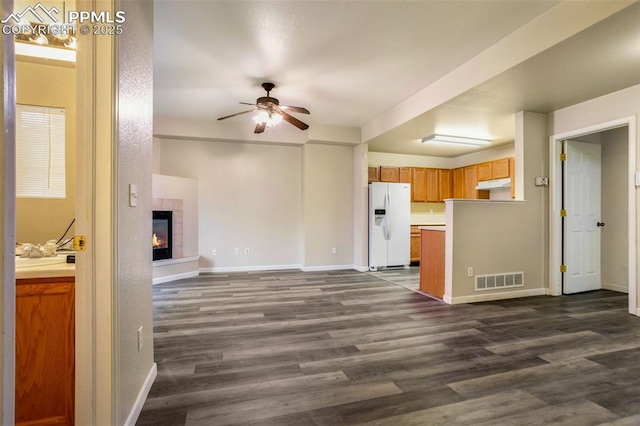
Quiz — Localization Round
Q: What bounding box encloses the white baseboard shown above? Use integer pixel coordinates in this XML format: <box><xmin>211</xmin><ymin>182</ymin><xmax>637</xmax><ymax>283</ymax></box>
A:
<box><xmin>152</xmin><ymin>271</ymin><xmax>199</xmax><ymax>285</ymax></box>
<box><xmin>199</xmin><ymin>264</ymin><xmax>301</xmax><ymax>273</ymax></box>
<box><xmin>123</xmin><ymin>362</ymin><xmax>157</xmax><ymax>426</ymax></box>
<box><xmin>445</xmin><ymin>288</ymin><xmax>547</xmax><ymax>305</ymax></box>
<box><xmin>152</xmin><ymin>256</ymin><xmax>199</xmax><ymax>267</ymax></box>
<box><xmin>602</xmin><ymin>282</ymin><xmax>629</xmax><ymax>294</ymax></box>
<box><xmin>301</xmin><ymin>264</ymin><xmax>357</xmax><ymax>272</ymax></box>
<box><xmin>354</xmin><ymin>266</ymin><xmax>369</xmax><ymax>272</ymax></box>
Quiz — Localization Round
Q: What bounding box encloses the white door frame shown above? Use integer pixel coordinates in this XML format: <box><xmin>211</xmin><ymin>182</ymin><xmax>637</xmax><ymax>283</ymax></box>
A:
<box><xmin>549</xmin><ymin>116</ymin><xmax>637</xmax><ymax>315</ymax></box>
<box><xmin>1</xmin><ymin>0</ymin><xmax>16</xmax><ymax>421</ymax></box>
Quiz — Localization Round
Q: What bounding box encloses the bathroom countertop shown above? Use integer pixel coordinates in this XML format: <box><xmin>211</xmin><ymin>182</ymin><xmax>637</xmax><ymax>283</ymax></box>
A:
<box><xmin>419</xmin><ymin>226</ymin><xmax>446</xmax><ymax>232</ymax></box>
<box><xmin>15</xmin><ymin>254</ymin><xmax>75</xmax><ymax>280</ymax></box>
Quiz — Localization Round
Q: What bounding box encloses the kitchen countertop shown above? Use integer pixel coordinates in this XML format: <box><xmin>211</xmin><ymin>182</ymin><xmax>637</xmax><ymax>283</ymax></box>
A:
<box><xmin>15</xmin><ymin>254</ymin><xmax>75</xmax><ymax>280</ymax></box>
<box><xmin>419</xmin><ymin>226</ymin><xmax>446</xmax><ymax>232</ymax></box>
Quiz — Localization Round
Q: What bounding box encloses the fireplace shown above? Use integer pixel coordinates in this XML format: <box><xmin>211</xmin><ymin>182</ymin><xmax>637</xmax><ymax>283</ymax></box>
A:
<box><xmin>152</xmin><ymin>210</ymin><xmax>173</xmax><ymax>261</ymax></box>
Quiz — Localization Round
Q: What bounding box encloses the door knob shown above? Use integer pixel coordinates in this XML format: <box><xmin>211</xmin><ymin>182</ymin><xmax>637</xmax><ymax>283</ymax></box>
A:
<box><xmin>597</xmin><ymin>222</ymin><xmax>605</xmax><ymax>227</ymax></box>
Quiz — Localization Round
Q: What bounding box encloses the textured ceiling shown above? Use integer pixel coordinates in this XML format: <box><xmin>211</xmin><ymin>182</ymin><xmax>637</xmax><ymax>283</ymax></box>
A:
<box><xmin>153</xmin><ymin>0</ymin><xmax>640</xmax><ymax>157</ymax></box>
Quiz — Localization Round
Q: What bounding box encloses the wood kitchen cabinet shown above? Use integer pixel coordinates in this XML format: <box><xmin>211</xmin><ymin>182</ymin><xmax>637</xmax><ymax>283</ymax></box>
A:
<box><xmin>379</xmin><ymin>166</ymin><xmax>400</xmax><ymax>182</ymax></box>
<box><xmin>410</xmin><ymin>225</ymin><xmax>421</xmax><ymax>264</ymax></box>
<box><xmin>371</xmin><ymin>157</ymin><xmax>513</xmax><ymax>200</ymax></box>
<box><xmin>492</xmin><ymin>157</ymin><xmax>511</xmax><ymax>179</ymax></box>
<box><xmin>412</xmin><ymin>167</ymin><xmax>427</xmax><ymax>202</ymax></box>
<box><xmin>399</xmin><ymin>167</ymin><xmax>412</xmax><ymax>184</ymax></box>
<box><xmin>420</xmin><ymin>228</ymin><xmax>445</xmax><ymax>298</ymax></box>
<box><xmin>452</xmin><ymin>167</ymin><xmax>465</xmax><ymax>198</ymax></box>
<box><xmin>477</xmin><ymin>162</ymin><xmax>492</xmax><ymax>181</ymax></box>
<box><xmin>478</xmin><ymin>158</ymin><xmax>511</xmax><ymax>181</ymax></box>
<box><xmin>368</xmin><ymin>166</ymin><xmax>380</xmax><ymax>183</ymax></box>
<box><xmin>438</xmin><ymin>169</ymin><xmax>453</xmax><ymax>201</ymax></box>
<box><xmin>464</xmin><ymin>165</ymin><xmax>489</xmax><ymax>200</ymax></box>
<box><xmin>16</xmin><ymin>276</ymin><xmax>74</xmax><ymax>426</ymax></box>
<box><xmin>425</xmin><ymin>168</ymin><xmax>439</xmax><ymax>202</ymax></box>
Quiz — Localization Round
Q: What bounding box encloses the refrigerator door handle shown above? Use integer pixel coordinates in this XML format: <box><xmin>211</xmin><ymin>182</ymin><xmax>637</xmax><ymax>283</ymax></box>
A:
<box><xmin>387</xmin><ymin>191</ymin><xmax>392</xmax><ymax>240</ymax></box>
<box><xmin>384</xmin><ymin>191</ymin><xmax>390</xmax><ymax>240</ymax></box>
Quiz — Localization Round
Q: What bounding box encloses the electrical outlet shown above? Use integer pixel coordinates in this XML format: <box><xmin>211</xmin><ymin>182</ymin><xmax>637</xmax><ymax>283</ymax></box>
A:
<box><xmin>332</xmin><ymin>247</ymin><xmax>337</xmax><ymax>254</ymax></box>
<box><xmin>212</xmin><ymin>249</ymin><xmax>217</xmax><ymax>256</ymax></box>
<box><xmin>467</xmin><ymin>267</ymin><xmax>473</xmax><ymax>277</ymax></box>
<box><xmin>137</xmin><ymin>326</ymin><xmax>143</xmax><ymax>352</ymax></box>
<box><xmin>535</xmin><ymin>177</ymin><xmax>549</xmax><ymax>187</ymax></box>
<box><xmin>234</xmin><ymin>248</ymin><xmax>240</xmax><ymax>255</ymax></box>
<box><xmin>244</xmin><ymin>248</ymin><xmax>250</xmax><ymax>254</ymax></box>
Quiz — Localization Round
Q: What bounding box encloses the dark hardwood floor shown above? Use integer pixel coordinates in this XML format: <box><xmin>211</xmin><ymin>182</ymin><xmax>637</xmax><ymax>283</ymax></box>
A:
<box><xmin>137</xmin><ymin>270</ymin><xmax>640</xmax><ymax>426</ymax></box>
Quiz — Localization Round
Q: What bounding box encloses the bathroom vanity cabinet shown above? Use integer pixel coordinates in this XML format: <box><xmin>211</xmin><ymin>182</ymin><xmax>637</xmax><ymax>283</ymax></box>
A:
<box><xmin>16</xmin><ymin>276</ymin><xmax>75</xmax><ymax>426</ymax></box>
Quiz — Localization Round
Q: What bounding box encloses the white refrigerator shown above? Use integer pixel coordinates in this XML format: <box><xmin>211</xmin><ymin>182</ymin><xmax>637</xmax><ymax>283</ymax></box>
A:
<box><xmin>369</xmin><ymin>182</ymin><xmax>411</xmax><ymax>271</ymax></box>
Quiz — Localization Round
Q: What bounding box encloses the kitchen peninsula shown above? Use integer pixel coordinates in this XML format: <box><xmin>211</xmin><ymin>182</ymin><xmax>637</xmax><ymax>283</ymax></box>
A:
<box><xmin>418</xmin><ymin>198</ymin><xmax>540</xmax><ymax>305</ymax></box>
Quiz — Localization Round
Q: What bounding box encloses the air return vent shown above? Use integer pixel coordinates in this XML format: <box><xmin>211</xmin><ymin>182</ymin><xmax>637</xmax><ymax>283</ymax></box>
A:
<box><xmin>476</xmin><ymin>272</ymin><xmax>524</xmax><ymax>291</ymax></box>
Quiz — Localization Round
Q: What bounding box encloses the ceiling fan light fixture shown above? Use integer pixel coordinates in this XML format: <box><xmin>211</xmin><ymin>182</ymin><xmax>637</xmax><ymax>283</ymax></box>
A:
<box><xmin>421</xmin><ymin>134</ymin><xmax>491</xmax><ymax>147</ymax></box>
<box><xmin>253</xmin><ymin>110</ymin><xmax>283</xmax><ymax>127</ymax></box>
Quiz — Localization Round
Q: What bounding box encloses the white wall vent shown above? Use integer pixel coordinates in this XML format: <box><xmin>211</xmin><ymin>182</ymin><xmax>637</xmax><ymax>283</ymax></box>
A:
<box><xmin>476</xmin><ymin>272</ymin><xmax>524</xmax><ymax>291</ymax></box>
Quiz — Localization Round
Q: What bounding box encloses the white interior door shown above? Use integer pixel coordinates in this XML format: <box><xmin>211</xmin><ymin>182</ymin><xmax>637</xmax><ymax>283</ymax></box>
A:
<box><xmin>564</xmin><ymin>140</ymin><xmax>602</xmax><ymax>294</ymax></box>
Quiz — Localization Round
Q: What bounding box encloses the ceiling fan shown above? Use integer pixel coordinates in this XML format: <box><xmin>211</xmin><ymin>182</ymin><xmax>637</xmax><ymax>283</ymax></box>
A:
<box><xmin>217</xmin><ymin>82</ymin><xmax>310</xmax><ymax>134</ymax></box>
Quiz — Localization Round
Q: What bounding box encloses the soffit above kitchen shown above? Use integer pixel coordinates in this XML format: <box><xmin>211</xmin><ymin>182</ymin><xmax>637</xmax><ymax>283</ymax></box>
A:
<box><xmin>153</xmin><ymin>0</ymin><xmax>639</xmax><ymax>157</ymax></box>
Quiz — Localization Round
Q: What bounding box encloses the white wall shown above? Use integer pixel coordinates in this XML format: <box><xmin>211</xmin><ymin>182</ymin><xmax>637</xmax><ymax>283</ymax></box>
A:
<box><xmin>116</xmin><ymin>1</ymin><xmax>155</xmax><ymax>423</ymax></box>
<box><xmin>302</xmin><ymin>143</ymin><xmax>354</xmax><ymax>268</ymax></box>
<box><xmin>367</xmin><ymin>151</ymin><xmax>451</xmax><ymax>168</ymax></box>
<box><xmin>158</xmin><ymin>139</ymin><xmax>303</xmax><ymax>270</ymax></box>
<box><xmin>601</xmin><ymin>127</ymin><xmax>629</xmax><ymax>291</ymax></box>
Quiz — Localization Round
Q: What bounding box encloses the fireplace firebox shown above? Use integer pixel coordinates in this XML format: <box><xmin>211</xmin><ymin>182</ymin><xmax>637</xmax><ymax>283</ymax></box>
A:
<box><xmin>152</xmin><ymin>210</ymin><xmax>173</xmax><ymax>261</ymax></box>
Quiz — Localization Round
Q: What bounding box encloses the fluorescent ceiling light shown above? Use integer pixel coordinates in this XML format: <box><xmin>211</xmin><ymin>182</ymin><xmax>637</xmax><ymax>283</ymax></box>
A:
<box><xmin>421</xmin><ymin>134</ymin><xmax>491</xmax><ymax>147</ymax></box>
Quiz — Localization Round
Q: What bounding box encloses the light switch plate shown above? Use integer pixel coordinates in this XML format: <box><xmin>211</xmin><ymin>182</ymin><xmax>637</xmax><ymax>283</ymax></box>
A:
<box><xmin>129</xmin><ymin>184</ymin><xmax>138</xmax><ymax>207</ymax></box>
<box><xmin>635</xmin><ymin>172</ymin><xmax>640</xmax><ymax>187</ymax></box>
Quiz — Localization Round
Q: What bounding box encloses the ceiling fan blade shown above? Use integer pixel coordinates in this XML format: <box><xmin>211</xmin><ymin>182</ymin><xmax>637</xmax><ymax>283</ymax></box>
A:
<box><xmin>281</xmin><ymin>111</ymin><xmax>309</xmax><ymax>130</ymax></box>
<box><xmin>239</xmin><ymin>102</ymin><xmax>256</xmax><ymax>106</ymax></box>
<box><xmin>280</xmin><ymin>105</ymin><xmax>310</xmax><ymax>114</ymax></box>
<box><xmin>254</xmin><ymin>121</ymin><xmax>266</xmax><ymax>134</ymax></box>
<box><xmin>217</xmin><ymin>109</ymin><xmax>257</xmax><ymax>121</ymax></box>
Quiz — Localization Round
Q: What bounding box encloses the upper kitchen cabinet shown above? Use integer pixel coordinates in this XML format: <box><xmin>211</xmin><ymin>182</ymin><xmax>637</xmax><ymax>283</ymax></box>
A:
<box><xmin>379</xmin><ymin>166</ymin><xmax>400</xmax><ymax>182</ymax></box>
<box><xmin>412</xmin><ymin>168</ymin><xmax>427</xmax><ymax>202</ymax></box>
<box><xmin>477</xmin><ymin>162</ymin><xmax>492</xmax><ymax>181</ymax></box>
<box><xmin>399</xmin><ymin>167</ymin><xmax>412</xmax><ymax>184</ymax></box>
<box><xmin>492</xmin><ymin>157</ymin><xmax>511</xmax><ymax>179</ymax></box>
<box><xmin>368</xmin><ymin>166</ymin><xmax>380</xmax><ymax>183</ymax></box>
<box><xmin>438</xmin><ymin>169</ymin><xmax>453</xmax><ymax>201</ymax></box>
<box><xmin>464</xmin><ymin>165</ymin><xmax>489</xmax><ymax>199</ymax></box>
<box><xmin>425</xmin><ymin>168</ymin><xmax>439</xmax><ymax>202</ymax></box>
<box><xmin>452</xmin><ymin>167</ymin><xmax>465</xmax><ymax>198</ymax></box>
<box><xmin>478</xmin><ymin>157</ymin><xmax>512</xmax><ymax>181</ymax></box>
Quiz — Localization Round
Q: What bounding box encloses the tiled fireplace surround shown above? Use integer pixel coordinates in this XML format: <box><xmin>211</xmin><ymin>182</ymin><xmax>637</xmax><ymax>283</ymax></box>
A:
<box><xmin>152</xmin><ymin>198</ymin><xmax>183</xmax><ymax>260</ymax></box>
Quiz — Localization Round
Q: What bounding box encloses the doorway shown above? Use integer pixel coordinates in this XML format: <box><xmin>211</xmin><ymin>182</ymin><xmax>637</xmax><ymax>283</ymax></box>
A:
<box><xmin>550</xmin><ymin>117</ymin><xmax>637</xmax><ymax>315</ymax></box>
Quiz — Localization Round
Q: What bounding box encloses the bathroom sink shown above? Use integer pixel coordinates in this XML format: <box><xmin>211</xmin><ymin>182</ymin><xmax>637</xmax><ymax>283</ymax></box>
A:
<box><xmin>15</xmin><ymin>254</ymin><xmax>71</xmax><ymax>269</ymax></box>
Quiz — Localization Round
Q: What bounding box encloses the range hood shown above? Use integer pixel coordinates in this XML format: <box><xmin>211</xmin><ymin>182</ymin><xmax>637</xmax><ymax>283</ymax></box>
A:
<box><xmin>476</xmin><ymin>177</ymin><xmax>511</xmax><ymax>190</ymax></box>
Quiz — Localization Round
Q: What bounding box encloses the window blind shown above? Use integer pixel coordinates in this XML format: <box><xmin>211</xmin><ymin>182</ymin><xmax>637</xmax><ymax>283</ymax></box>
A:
<box><xmin>16</xmin><ymin>105</ymin><xmax>66</xmax><ymax>198</ymax></box>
